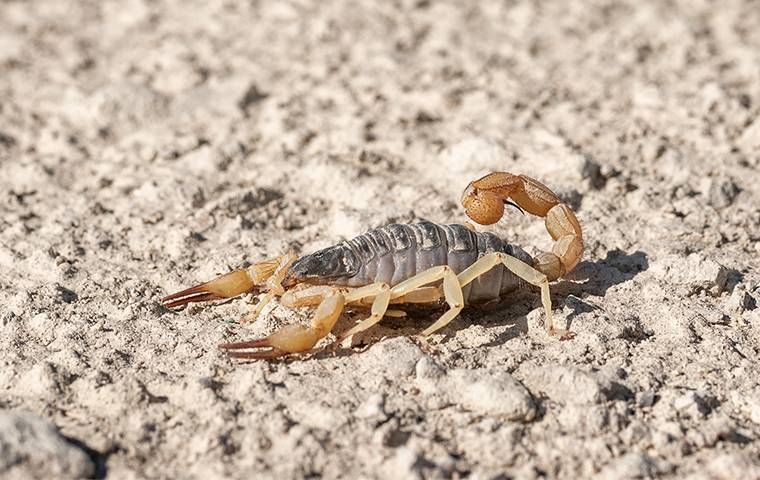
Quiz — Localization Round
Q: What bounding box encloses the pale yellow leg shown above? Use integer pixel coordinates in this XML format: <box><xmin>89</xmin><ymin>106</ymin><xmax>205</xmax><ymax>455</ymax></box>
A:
<box><xmin>222</xmin><ymin>281</ymin><xmax>396</xmax><ymax>358</ymax></box>
<box><xmin>335</xmin><ymin>283</ymin><xmax>392</xmax><ymax>342</ymax></box>
<box><xmin>385</xmin><ymin>266</ymin><xmax>465</xmax><ymax>337</ymax></box>
<box><xmin>281</xmin><ymin>285</ymin><xmax>338</xmax><ymax>308</ymax></box>
<box><xmin>457</xmin><ymin>252</ymin><xmax>556</xmax><ymax>334</ymax></box>
<box><xmin>242</xmin><ymin>253</ymin><xmax>297</xmax><ymax>323</ymax></box>
<box><xmin>391</xmin><ymin>286</ymin><xmax>442</xmax><ymax>304</ymax></box>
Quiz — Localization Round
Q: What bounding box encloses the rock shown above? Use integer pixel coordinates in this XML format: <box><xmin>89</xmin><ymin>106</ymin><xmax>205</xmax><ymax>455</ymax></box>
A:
<box><xmin>597</xmin><ymin>452</ymin><xmax>670</xmax><ymax>480</ymax></box>
<box><xmin>688</xmin><ymin>255</ymin><xmax>729</xmax><ymax>295</ymax></box>
<box><xmin>0</xmin><ymin>412</ymin><xmax>95</xmax><ymax>479</ymax></box>
<box><xmin>356</xmin><ymin>393</ymin><xmax>387</xmax><ymax>421</ymax></box>
<box><xmin>287</xmin><ymin>399</ymin><xmax>348</xmax><ymax>431</ymax></box>
<box><xmin>705</xmin><ymin>177</ymin><xmax>739</xmax><ymax>209</ymax></box>
<box><xmin>381</xmin><ymin>447</ymin><xmax>425</xmax><ymax>480</ymax></box>
<box><xmin>688</xmin><ymin>415</ymin><xmax>739</xmax><ymax>448</ymax></box>
<box><xmin>732</xmin><ymin>388</ymin><xmax>760</xmax><ymax>425</ymax></box>
<box><xmin>14</xmin><ymin>362</ymin><xmax>69</xmax><ymax>400</ymax></box>
<box><xmin>415</xmin><ymin>356</ymin><xmax>445</xmax><ymax>381</ymax></box>
<box><xmin>725</xmin><ymin>286</ymin><xmax>756</xmax><ymax>313</ymax></box>
<box><xmin>672</xmin><ymin>391</ymin><xmax>710</xmax><ymax>419</ymax></box>
<box><xmin>747</xmin><ymin>394</ymin><xmax>760</xmax><ymax>425</ymax></box>
<box><xmin>702</xmin><ymin>453</ymin><xmax>760</xmax><ymax>480</ymax></box>
<box><xmin>640</xmin><ymin>137</ymin><xmax>666</xmax><ymax>163</ymax></box>
<box><xmin>416</xmin><ymin>368</ymin><xmax>536</xmax><ymax>421</ymax></box>
<box><xmin>651</xmin><ymin>253</ymin><xmax>729</xmax><ymax>295</ymax></box>
<box><xmin>520</xmin><ymin>364</ymin><xmax>605</xmax><ymax>405</ymax></box>
<box><xmin>637</xmin><ymin>390</ymin><xmax>657</xmax><ymax>408</ymax></box>
<box><xmin>445</xmin><ymin>369</ymin><xmax>536</xmax><ymax>421</ymax></box>
<box><xmin>750</xmin><ymin>283</ymin><xmax>760</xmax><ymax>308</ymax></box>
<box><xmin>361</xmin><ymin>337</ymin><xmax>424</xmax><ymax>378</ymax></box>
<box><xmin>557</xmin><ymin>404</ymin><xmax>609</xmax><ymax>436</ymax></box>
<box><xmin>738</xmin><ymin>118</ymin><xmax>760</xmax><ymax>153</ymax></box>
<box><xmin>656</xmin><ymin>421</ymin><xmax>684</xmax><ymax>441</ymax></box>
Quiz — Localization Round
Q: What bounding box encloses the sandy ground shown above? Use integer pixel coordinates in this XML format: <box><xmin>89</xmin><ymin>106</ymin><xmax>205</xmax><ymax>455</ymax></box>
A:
<box><xmin>1</xmin><ymin>0</ymin><xmax>760</xmax><ymax>478</ymax></box>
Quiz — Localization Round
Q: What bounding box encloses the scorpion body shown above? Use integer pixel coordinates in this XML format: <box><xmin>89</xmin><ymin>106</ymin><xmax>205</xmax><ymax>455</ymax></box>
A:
<box><xmin>162</xmin><ymin>172</ymin><xmax>584</xmax><ymax>360</ymax></box>
<box><xmin>287</xmin><ymin>221</ymin><xmax>532</xmax><ymax>305</ymax></box>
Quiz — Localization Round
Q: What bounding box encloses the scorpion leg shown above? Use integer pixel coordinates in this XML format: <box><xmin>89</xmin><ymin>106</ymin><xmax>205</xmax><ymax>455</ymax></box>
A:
<box><xmin>241</xmin><ymin>254</ymin><xmax>296</xmax><ymax>323</ymax></box>
<box><xmin>391</xmin><ymin>286</ymin><xmax>442</xmax><ymax>304</ymax></box>
<box><xmin>457</xmin><ymin>252</ymin><xmax>557</xmax><ymax>335</ymax></box>
<box><xmin>334</xmin><ymin>283</ymin><xmax>391</xmax><ymax>342</ymax></box>
<box><xmin>280</xmin><ymin>285</ymin><xmax>339</xmax><ymax>308</ymax></box>
<box><xmin>383</xmin><ymin>266</ymin><xmax>465</xmax><ymax>337</ymax></box>
<box><xmin>461</xmin><ymin>172</ymin><xmax>583</xmax><ymax>280</ymax></box>
<box><xmin>220</xmin><ymin>292</ymin><xmax>346</xmax><ymax>360</ymax></box>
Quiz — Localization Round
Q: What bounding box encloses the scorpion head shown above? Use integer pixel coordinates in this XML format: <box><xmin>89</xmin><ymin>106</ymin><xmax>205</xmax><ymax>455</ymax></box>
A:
<box><xmin>283</xmin><ymin>245</ymin><xmax>360</xmax><ymax>286</ymax></box>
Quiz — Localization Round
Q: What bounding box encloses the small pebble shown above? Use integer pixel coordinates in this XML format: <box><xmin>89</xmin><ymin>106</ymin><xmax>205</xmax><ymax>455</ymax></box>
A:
<box><xmin>705</xmin><ymin>177</ymin><xmax>739</xmax><ymax>209</ymax></box>
<box><xmin>520</xmin><ymin>364</ymin><xmax>606</xmax><ymax>405</ymax></box>
<box><xmin>704</xmin><ymin>453</ymin><xmax>760</xmax><ymax>480</ymax></box>
<box><xmin>673</xmin><ymin>391</ymin><xmax>710</xmax><ymax>418</ymax></box>
<box><xmin>638</xmin><ymin>390</ymin><xmax>657</xmax><ymax>408</ymax></box>
<box><xmin>415</xmin><ymin>356</ymin><xmax>445</xmax><ymax>380</ymax></box>
<box><xmin>447</xmin><ymin>369</ymin><xmax>536</xmax><ymax>421</ymax></box>
<box><xmin>597</xmin><ymin>452</ymin><xmax>670</xmax><ymax>480</ymax></box>
<box><xmin>356</xmin><ymin>393</ymin><xmax>387</xmax><ymax>420</ymax></box>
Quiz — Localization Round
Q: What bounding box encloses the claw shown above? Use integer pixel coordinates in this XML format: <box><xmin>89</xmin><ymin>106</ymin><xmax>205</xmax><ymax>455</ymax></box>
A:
<box><xmin>161</xmin><ymin>269</ymin><xmax>255</xmax><ymax>309</ymax></box>
<box><xmin>162</xmin><ymin>290</ymin><xmax>224</xmax><ymax>309</ymax></box>
<box><xmin>218</xmin><ymin>325</ymin><xmax>317</xmax><ymax>360</ymax></box>
<box><xmin>218</xmin><ymin>338</ymin><xmax>287</xmax><ymax>360</ymax></box>
<box><xmin>215</xmin><ymin>288</ymin><xmax>344</xmax><ymax>362</ymax></box>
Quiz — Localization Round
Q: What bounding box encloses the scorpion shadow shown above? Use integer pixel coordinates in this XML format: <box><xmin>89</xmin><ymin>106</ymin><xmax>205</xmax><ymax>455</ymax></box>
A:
<box><xmin>477</xmin><ymin>248</ymin><xmax>650</xmax><ymax>348</ymax></box>
<box><xmin>558</xmin><ymin>249</ymin><xmax>649</xmax><ymax>317</ymax></box>
<box><xmin>321</xmin><ymin>249</ymin><xmax>650</xmax><ymax>356</ymax></box>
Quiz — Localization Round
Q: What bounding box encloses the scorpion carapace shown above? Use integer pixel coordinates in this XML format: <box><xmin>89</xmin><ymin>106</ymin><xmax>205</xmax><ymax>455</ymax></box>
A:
<box><xmin>161</xmin><ymin>172</ymin><xmax>583</xmax><ymax>360</ymax></box>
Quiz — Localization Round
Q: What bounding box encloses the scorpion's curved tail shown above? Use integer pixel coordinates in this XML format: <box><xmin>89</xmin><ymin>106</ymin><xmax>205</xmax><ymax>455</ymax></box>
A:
<box><xmin>461</xmin><ymin>172</ymin><xmax>583</xmax><ymax>281</ymax></box>
<box><xmin>161</xmin><ymin>255</ymin><xmax>294</xmax><ymax>309</ymax></box>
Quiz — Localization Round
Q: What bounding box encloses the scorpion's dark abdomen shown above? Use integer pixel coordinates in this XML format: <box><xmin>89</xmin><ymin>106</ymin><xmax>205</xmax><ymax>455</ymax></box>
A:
<box><xmin>289</xmin><ymin>221</ymin><xmax>532</xmax><ymax>304</ymax></box>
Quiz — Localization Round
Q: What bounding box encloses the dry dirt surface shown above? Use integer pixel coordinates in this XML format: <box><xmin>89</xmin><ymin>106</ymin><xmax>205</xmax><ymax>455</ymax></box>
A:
<box><xmin>2</xmin><ymin>0</ymin><xmax>760</xmax><ymax>478</ymax></box>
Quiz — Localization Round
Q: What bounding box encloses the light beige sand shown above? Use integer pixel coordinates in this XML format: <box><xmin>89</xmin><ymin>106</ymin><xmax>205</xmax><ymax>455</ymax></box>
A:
<box><xmin>1</xmin><ymin>0</ymin><xmax>760</xmax><ymax>478</ymax></box>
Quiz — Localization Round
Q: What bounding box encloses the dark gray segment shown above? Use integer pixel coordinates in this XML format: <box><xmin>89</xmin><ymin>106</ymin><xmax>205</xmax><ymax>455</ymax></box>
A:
<box><xmin>506</xmin><ymin>244</ymin><xmax>532</xmax><ymax>265</ymax></box>
<box><xmin>441</xmin><ymin>224</ymin><xmax>478</xmax><ymax>275</ymax></box>
<box><xmin>412</xmin><ymin>222</ymin><xmax>447</xmax><ymax>273</ymax></box>
<box><xmin>413</xmin><ymin>221</ymin><xmax>444</xmax><ymax>250</ymax></box>
<box><xmin>465</xmin><ymin>230</ymin><xmax>504</xmax><ymax>302</ymax></box>
<box><xmin>443</xmin><ymin>224</ymin><xmax>477</xmax><ymax>252</ymax></box>
<box><xmin>387</xmin><ymin>224</ymin><xmax>417</xmax><ymax>284</ymax></box>
<box><xmin>347</xmin><ymin>235</ymin><xmax>374</xmax><ymax>263</ymax></box>
<box><xmin>366</xmin><ymin>229</ymin><xmax>392</xmax><ymax>256</ymax></box>
<box><xmin>384</xmin><ymin>223</ymin><xmax>413</xmax><ymax>251</ymax></box>
<box><xmin>475</xmin><ymin>230</ymin><xmax>506</xmax><ymax>255</ymax></box>
<box><xmin>286</xmin><ymin>244</ymin><xmax>360</xmax><ymax>285</ymax></box>
<box><xmin>373</xmin><ymin>253</ymin><xmax>396</xmax><ymax>284</ymax></box>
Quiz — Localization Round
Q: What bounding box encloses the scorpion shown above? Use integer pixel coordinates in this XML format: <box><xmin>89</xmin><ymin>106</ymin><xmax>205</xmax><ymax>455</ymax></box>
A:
<box><xmin>161</xmin><ymin>172</ymin><xmax>583</xmax><ymax>360</ymax></box>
